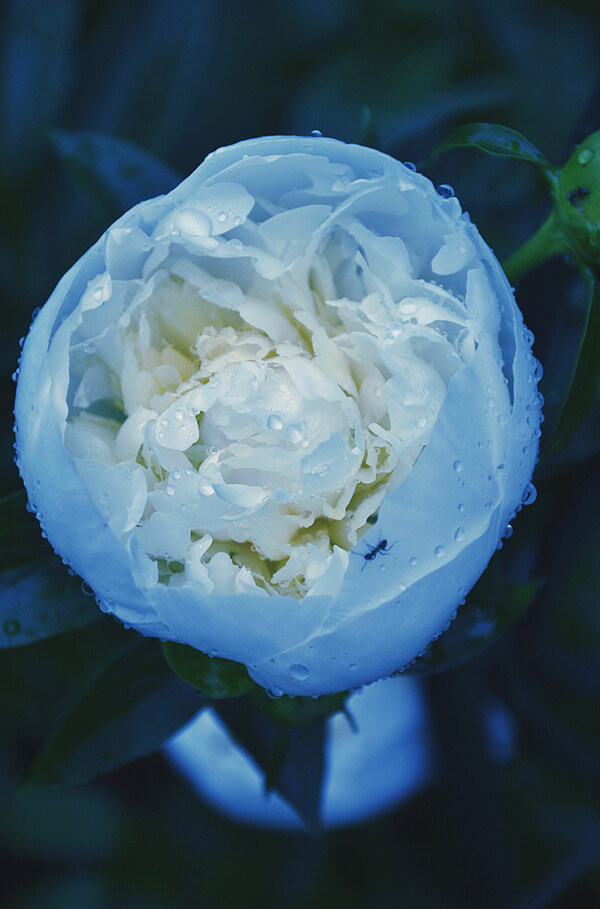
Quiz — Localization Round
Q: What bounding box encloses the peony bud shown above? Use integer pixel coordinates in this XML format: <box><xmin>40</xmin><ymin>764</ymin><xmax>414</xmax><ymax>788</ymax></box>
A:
<box><xmin>14</xmin><ymin>135</ymin><xmax>542</xmax><ymax>696</ymax></box>
<box><xmin>165</xmin><ymin>675</ymin><xmax>432</xmax><ymax>829</ymax></box>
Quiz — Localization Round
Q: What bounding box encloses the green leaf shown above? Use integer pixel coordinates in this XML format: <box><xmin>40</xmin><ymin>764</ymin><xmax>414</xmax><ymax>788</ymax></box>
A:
<box><xmin>408</xmin><ymin>567</ymin><xmax>544</xmax><ymax>676</ymax></box>
<box><xmin>0</xmin><ymin>0</ymin><xmax>80</xmax><ymax>175</ymax></box>
<box><xmin>432</xmin><ymin>122</ymin><xmax>558</xmax><ymax>184</ymax></box>
<box><xmin>161</xmin><ymin>641</ymin><xmax>255</xmax><ymax>699</ymax></box>
<box><xmin>49</xmin><ymin>129</ymin><xmax>181</xmax><ymax>222</ymax></box>
<box><xmin>23</xmin><ymin>639</ymin><xmax>202</xmax><ymax>789</ymax></box>
<box><xmin>214</xmin><ymin>697</ymin><xmax>326</xmax><ymax>834</ymax></box>
<box><xmin>0</xmin><ymin>492</ymin><xmax>100</xmax><ymax>649</ymax></box>
<box><xmin>545</xmin><ymin>267</ymin><xmax>600</xmax><ymax>458</ymax></box>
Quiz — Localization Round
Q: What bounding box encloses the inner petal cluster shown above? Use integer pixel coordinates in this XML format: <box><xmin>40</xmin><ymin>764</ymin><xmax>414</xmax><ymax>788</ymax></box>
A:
<box><xmin>64</xmin><ymin>171</ymin><xmax>478</xmax><ymax>598</ymax></box>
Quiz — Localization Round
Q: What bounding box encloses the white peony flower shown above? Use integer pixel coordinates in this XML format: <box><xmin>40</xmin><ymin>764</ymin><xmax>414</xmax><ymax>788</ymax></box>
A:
<box><xmin>14</xmin><ymin>135</ymin><xmax>542</xmax><ymax>696</ymax></box>
<box><xmin>165</xmin><ymin>675</ymin><xmax>432</xmax><ymax>829</ymax></box>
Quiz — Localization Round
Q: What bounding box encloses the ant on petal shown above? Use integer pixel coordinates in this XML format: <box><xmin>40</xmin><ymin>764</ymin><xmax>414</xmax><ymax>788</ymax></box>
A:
<box><xmin>354</xmin><ymin>536</ymin><xmax>396</xmax><ymax>570</ymax></box>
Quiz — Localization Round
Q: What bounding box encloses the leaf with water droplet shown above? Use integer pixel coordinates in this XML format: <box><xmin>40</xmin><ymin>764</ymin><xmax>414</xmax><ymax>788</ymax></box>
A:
<box><xmin>0</xmin><ymin>491</ymin><xmax>101</xmax><ymax>649</ymax></box>
<box><xmin>431</xmin><ymin>122</ymin><xmax>558</xmax><ymax>186</ymax></box>
<box><xmin>22</xmin><ymin>639</ymin><xmax>202</xmax><ymax>789</ymax></box>
<box><xmin>161</xmin><ymin>641</ymin><xmax>255</xmax><ymax>698</ymax></box>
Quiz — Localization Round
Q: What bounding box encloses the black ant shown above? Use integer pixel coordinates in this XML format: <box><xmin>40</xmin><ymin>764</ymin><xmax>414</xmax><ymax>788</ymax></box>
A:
<box><xmin>567</xmin><ymin>185</ymin><xmax>590</xmax><ymax>211</ymax></box>
<box><xmin>354</xmin><ymin>536</ymin><xmax>396</xmax><ymax>570</ymax></box>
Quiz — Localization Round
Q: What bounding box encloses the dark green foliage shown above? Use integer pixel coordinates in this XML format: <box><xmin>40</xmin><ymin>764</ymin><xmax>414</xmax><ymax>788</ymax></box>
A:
<box><xmin>0</xmin><ymin>492</ymin><xmax>100</xmax><ymax>648</ymax></box>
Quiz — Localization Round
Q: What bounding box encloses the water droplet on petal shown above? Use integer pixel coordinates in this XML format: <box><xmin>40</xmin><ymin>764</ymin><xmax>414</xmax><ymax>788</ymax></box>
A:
<box><xmin>386</xmin><ymin>322</ymin><xmax>403</xmax><ymax>339</ymax></box>
<box><xmin>434</xmin><ymin>545</ymin><xmax>445</xmax><ymax>558</ymax></box>
<box><xmin>309</xmin><ymin>129</ymin><xmax>322</xmax><ymax>137</ymax></box>
<box><xmin>436</xmin><ymin>184</ymin><xmax>455</xmax><ymax>199</ymax></box>
<box><xmin>403</xmin><ymin>161</ymin><xmax>417</xmax><ymax>171</ymax></box>
<box><xmin>454</xmin><ymin>527</ymin><xmax>465</xmax><ymax>542</ymax></box>
<box><xmin>522</xmin><ymin>483</ymin><xmax>537</xmax><ymax>506</ymax></box>
<box><xmin>198</xmin><ymin>477</ymin><xmax>214</xmax><ymax>496</ymax></box>
<box><xmin>285</xmin><ymin>422</ymin><xmax>304</xmax><ymax>444</ymax></box>
<box><xmin>289</xmin><ymin>663</ymin><xmax>310</xmax><ymax>681</ymax></box>
<box><xmin>399</xmin><ymin>301</ymin><xmax>418</xmax><ymax>315</ymax></box>
<box><xmin>267</xmin><ymin>413</ymin><xmax>283</xmax><ymax>431</ymax></box>
<box><xmin>453</xmin><ymin>459</ymin><xmax>463</xmax><ymax>473</ymax></box>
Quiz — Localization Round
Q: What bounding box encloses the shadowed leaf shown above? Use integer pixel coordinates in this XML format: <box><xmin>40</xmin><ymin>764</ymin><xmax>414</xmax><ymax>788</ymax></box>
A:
<box><xmin>23</xmin><ymin>639</ymin><xmax>202</xmax><ymax>789</ymax></box>
<box><xmin>0</xmin><ymin>492</ymin><xmax>100</xmax><ymax>648</ymax></box>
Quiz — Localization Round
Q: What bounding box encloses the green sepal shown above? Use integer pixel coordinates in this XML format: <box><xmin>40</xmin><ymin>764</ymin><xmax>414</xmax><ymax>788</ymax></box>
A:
<box><xmin>251</xmin><ymin>687</ymin><xmax>348</xmax><ymax>726</ymax></box>
<box><xmin>545</xmin><ymin>266</ymin><xmax>600</xmax><ymax>459</ymax></box>
<box><xmin>407</xmin><ymin>567</ymin><xmax>544</xmax><ymax>676</ymax></box>
<box><xmin>431</xmin><ymin>122</ymin><xmax>558</xmax><ymax>186</ymax></box>
<box><xmin>214</xmin><ymin>697</ymin><xmax>325</xmax><ymax>835</ymax></box>
<box><xmin>0</xmin><ymin>491</ymin><xmax>101</xmax><ymax>649</ymax></box>
<box><xmin>161</xmin><ymin>641</ymin><xmax>255</xmax><ymax>699</ymax></box>
<box><xmin>22</xmin><ymin>639</ymin><xmax>202</xmax><ymax>790</ymax></box>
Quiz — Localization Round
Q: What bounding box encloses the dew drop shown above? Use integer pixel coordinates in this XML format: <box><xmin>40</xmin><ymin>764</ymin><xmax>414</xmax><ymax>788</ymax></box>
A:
<box><xmin>198</xmin><ymin>477</ymin><xmax>214</xmax><ymax>496</ymax></box>
<box><xmin>266</xmin><ymin>686</ymin><xmax>284</xmax><ymax>699</ymax></box>
<box><xmin>165</xmin><ymin>485</ymin><xmax>175</xmax><ymax>496</ymax></box>
<box><xmin>503</xmin><ymin>524</ymin><xmax>514</xmax><ymax>540</ymax></box>
<box><xmin>436</xmin><ymin>184</ymin><xmax>455</xmax><ymax>199</ymax></box>
<box><xmin>578</xmin><ymin>147</ymin><xmax>594</xmax><ymax>166</ymax></box>
<box><xmin>267</xmin><ymin>413</ymin><xmax>283</xmax><ymax>431</ymax></box>
<box><xmin>285</xmin><ymin>422</ymin><xmax>305</xmax><ymax>444</ymax></box>
<box><xmin>403</xmin><ymin>161</ymin><xmax>417</xmax><ymax>171</ymax></box>
<box><xmin>522</xmin><ymin>483</ymin><xmax>537</xmax><ymax>506</ymax></box>
<box><xmin>409</xmin><ymin>556</ymin><xmax>418</xmax><ymax>566</ymax></box>
<box><xmin>453</xmin><ymin>459</ymin><xmax>463</xmax><ymax>473</ymax></box>
<box><xmin>434</xmin><ymin>545</ymin><xmax>445</xmax><ymax>558</ymax></box>
<box><xmin>3</xmin><ymin>619</ymin><xmax>20</xmax><ymax>637</ymax></box>
<box><xmin>289</xmin><ymin>663</ymin><xmax>310</xmax><ymax>681</ymax></box>
<box><xmin>349</xmin><ymin>663</ymin><xmax>357</xmax><ymax>671</ymax></box>
<box><xmin>386</xmin><ymin>322</ymin><xmax>403</xmax><ymax>339</ymax></box>
<box><xmin>399</xmin><ymin>301</ymin><xmax>418</xmax><ymax>315</ymax></box>
<box><xmin>309</xmin><ymin>129</ymin><xmax>323</xmax><ymax>137</ymax></box>
<box><xmin>81</xmin><ymin>581</ymin><xmax>95</xmax><ymax>597</ymax></box>
<box><xmin>217</xmin><ymin>211</ymin><xmax>227</xmax><ymax>222</ymax></box>
<box><xmin>454</xmin><ymin>527</ymin><xmax>465</xmax><ymax>542</ymax></box>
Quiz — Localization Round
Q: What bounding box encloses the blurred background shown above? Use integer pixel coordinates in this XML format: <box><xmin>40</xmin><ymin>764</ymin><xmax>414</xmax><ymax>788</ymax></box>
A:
<box><xmin>1</xmin><ymin>0</ymin><xmax>599</xmax><ymax>906</ymax></box>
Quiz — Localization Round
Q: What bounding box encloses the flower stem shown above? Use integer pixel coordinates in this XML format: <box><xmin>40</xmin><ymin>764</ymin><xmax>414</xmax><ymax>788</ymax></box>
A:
<box><xmin>503</xmin><ymin>211</ymin><xmax>568</xmax><ymax>284</ymax></box>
